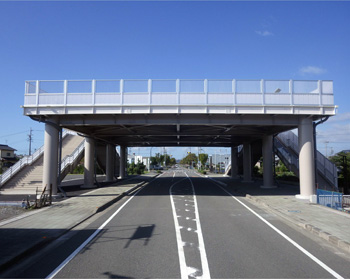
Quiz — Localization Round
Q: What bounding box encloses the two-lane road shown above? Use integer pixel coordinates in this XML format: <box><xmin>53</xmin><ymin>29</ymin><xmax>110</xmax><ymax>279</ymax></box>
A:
<box><xmin>5</xmin><ymin>169</ymin><xmax>350</xmax><ymax>278</ymax></box>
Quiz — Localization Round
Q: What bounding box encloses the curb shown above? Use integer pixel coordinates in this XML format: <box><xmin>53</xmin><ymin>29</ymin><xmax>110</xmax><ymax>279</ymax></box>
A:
<box><xmin>245</xmin><ymin>194</ymin><xmax>350</xmax><ymax>254</ymax></box>
<box><xmin>95</xmin><ymin>180</ymin><xmax>147</xmax><ymax>213</ymax></box>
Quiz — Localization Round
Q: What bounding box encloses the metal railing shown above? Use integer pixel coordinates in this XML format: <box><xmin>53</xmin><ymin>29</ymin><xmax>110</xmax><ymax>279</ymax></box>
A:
<box><xmin>60</xmin><ymin>139</ymin><xmax>85</xmax><ymax>174</ymax></box>
<box><xmin>0</xmin><ymin>130</ymin><xmax>77</xmax><ymax>187</ymax></box>
<box><xmin>276</xmin><ymin>130</ymin><xmax>338</xmax><ymax>190</ymax></box>
<box><xmin>317</xmin><ymin>189</ymin><xmax>343</xmax><ymax>210</ymax></box>
<box><xmin>274</xmin><ymin>138</ymin><xmax>299</xmax><ymax>171</ymax></box>
<box><xmin>24</xmin><ymin>79</ymin><xmax>335</xmax><ymax>108</ymax></box>
<box><xmin>342</xmin><ymin>195</ymin><xmax>350</xmax><ymax>212</ymax></box>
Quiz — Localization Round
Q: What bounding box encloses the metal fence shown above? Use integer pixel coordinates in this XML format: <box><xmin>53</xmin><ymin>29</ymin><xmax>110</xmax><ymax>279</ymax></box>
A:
<box><xmin>24</xmin><ymin>79</ymin><xmax>335</xmax><ymax>107</ymax></box>
<box><xmin>317</xmin><ymin>189</ymin><xmax>344</xmax><ymax>211</ymax></box>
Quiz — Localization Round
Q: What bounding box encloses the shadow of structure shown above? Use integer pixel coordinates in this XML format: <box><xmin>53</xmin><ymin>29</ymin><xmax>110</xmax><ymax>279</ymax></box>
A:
<box><xmin>124</xmin><ymin>224</ymin><xmax>155</xmax><ymax>248</ymax></box>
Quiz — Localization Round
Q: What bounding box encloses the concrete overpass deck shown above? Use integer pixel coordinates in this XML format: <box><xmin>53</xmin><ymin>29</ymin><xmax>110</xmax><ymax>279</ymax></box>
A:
<box><xmin>22</xmin><ymin>79</ymin><xmax>337</xmax><ymax>199</ymax></box>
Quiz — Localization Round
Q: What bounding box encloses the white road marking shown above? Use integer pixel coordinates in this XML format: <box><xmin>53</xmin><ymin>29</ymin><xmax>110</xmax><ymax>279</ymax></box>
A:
<box><xmin>170</xmin><ymin>179</ymin><xmax>188</xmax><ymax>279</ymax></box>
<box><xmin>217</xmin><ymin>184</ymin><xmax>344</xmax><ymax>279</ymax></box>
<box><xmin>186</xmin><ymin>172</ymin><xmax>211</xmax><ymax>279</ymax></box>
<box><xmin>46</xmin><ymin>174</ymin><xmax>165</xmax><ymax>279</ymax></box>
<box><xmin>170</xmin><ymin>171</ymin><xmax>212</xmax><ymax>279</ymax></box>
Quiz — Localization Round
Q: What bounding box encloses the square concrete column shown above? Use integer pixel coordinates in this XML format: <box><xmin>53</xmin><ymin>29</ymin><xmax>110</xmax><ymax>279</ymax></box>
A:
<box><xmin>105</xmin><ymin>144</ymin><xmax>115</xmax><ymax>182</ymax></box>
<box><xmin>42</xmin><ymin>121</ymin><xmax>59</xmax><ymax>195</ymax></box>
<box><xmin>298</xmin><ymin>117</ymin><xmax>316</xmax><ymax>199</ymax></box>
<box><xmin>231</xmin><ymin>146</ymin><xmax>239</xmax><ymax>179</ymax></box>
<box><xmin>120</xmin><ymin>145</ymin><xmax>127</xmax><ymax>179</ymax></box>
<box><xmin>261</xmin><ymin>135</ymin><xmax>276</xmax><ymax>188</ymax></box>
<box><xmin>242</xmin><ymin>143</ymin><xmax>253</xmax><ymax>183</ymax></box>
<box><xmin>83</xmin><ymin>137</ymin><xmax>96</xmax><ymax>188</ymax></box>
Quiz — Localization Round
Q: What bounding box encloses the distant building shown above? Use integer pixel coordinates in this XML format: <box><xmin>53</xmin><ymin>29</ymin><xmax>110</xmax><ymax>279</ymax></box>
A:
<box><xmin>0</xmin><ymin>144</ymin><xmax>16</xmax><ymax>159</ymax></box>
<box><xmin>127</xmin><ymin>154</ymin><xmax>150</xmax><ymax>170</ymax></box>
<box><xmin>0</xmin><ymin>144</ymin><xmax>17</xmax><ymax>168</ymax></box>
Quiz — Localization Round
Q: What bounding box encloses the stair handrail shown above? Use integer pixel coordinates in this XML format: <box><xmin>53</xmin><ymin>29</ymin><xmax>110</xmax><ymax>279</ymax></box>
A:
<box><xmin>274</xmin><ymin>137</ymin><xmax>299</xmax><ymax>170</ymax></box>
<box><xmin>0</xmin><ymin>129</ymin><xmax>77</xmax><ymax>187</ymax></box>
<box><xmin>224</xmin><ymin>145</ymin><xmax>243</xmax><ymax>174</ymax></box>
<box><xmin>60</xmin><ymin>139</ymin><xmax>85</xmax><ymax>173</ymax></box>
<box><xmin>276</xmin><ymin>130</ymin><xmax>338</xmax><ymax>189</ymax></box>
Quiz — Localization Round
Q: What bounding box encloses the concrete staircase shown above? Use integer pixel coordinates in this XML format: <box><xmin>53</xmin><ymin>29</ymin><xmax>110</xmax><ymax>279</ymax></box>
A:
<box><xmin>0</xmin><ymin>134</ymin><xmax>84</xmax><ymax>195</ymax></box>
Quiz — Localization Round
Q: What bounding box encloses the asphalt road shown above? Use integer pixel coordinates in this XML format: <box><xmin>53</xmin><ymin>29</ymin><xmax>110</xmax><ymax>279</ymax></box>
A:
<box><xmin>4</xmin><ymin>168</ymin><xmax>350</xmax><ymax>278</ymax></box>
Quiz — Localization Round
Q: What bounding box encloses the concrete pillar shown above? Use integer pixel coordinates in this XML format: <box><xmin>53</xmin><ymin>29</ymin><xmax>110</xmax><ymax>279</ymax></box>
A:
<box><xmin>120</xmin><ymin>145</ymin><xmax>126</xmax><ymax>179</ymax></box>
<box><xmin>105</xmin><ymin>144</ymin><xmax>115</xmax><ymax>182</ymax></box>
<box><xmin>42</xmin><ymin>121</ymin><xmax>59</xmax><ymax>195</ymax></box>
<box><xmin>231</xmin><ymin>146</ymin><xmax>239</xmax><ymax>179</ymax></box>
<box><xmin>298</xmin><ymin>117</ymin><xmax>315</xmax><ymax>199</ymax></box>
<box><xmin>242</xmin><ymin>142</ymin><xmax>253</xmax><ymax>182</ymax></box>
<box><xmin>261</xmin><ymin>135</ymin><xmax>276</xmax><ymax>188</ymax></box>
<box><xmin>83</xmin><ymin>137</ymin><xmax>95</xmax><ymax>188</ymax></box>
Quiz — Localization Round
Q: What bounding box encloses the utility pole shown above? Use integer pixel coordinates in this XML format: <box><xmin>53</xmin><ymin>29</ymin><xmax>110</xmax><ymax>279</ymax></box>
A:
<box><xmin>28</xmin><ymin>128</ymin><xmax>33</xmax><ymax>155</ymax></box>
<box><xmin>325</xmin><ymin>141</ymin><xmax>329</xmax><ymax>157</ymax></box>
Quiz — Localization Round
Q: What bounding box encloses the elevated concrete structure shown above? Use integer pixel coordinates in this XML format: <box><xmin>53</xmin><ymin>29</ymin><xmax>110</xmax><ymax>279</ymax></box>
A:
<box><xmin>23</xmin><ymin>79</ymin><xmax>337</xmax><ymax>198</ymax></box>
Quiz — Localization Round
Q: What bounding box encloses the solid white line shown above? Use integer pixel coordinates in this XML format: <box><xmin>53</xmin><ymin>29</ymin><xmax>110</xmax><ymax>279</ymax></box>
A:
<box><xmin>186</xmin><ymin>173</ymin><xmax>211</xmax><ymax>279</ymax></box>
<box><xmin>216</xmin><ymin>185</ymin><xmax>344</xmax><ymax>279</ymax></box>
<box><xmin>46</xmin><ymin>175</ymin><xmax>164</xmax><ymax>279</ymax></box>
<box><xmin>170</xmin><ymin>180</ymin><xmax>188</xmax><ymax>279</ymax></box>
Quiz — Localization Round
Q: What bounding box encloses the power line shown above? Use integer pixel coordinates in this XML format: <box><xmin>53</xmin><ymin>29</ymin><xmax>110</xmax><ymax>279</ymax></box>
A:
<box><xmin>0</xmin><ymin>130</ymin><xmax>28</xmax><ymax>139</ymax></box>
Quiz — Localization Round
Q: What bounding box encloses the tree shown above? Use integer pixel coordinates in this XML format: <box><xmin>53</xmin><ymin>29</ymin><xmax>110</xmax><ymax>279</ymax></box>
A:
<box><xmin>128</xmin><ymin>160</ymin><xmax>146</xmax><ymax>175</ymax></box>
<box><xmin>329</xmin><ymin>151</ymin><xmax>350</xmax><ymax>193</ymax></box>
<box><xmin>180</xmin><ymin>153</ymin><xmax>198</xmax><ymax>167</ymax></box>
<box><xmin>170</xmin><ymin>157</ymin><xmax>177</xmax><ymax>165</ymax></box>
<box><xmin>198</xmin><ymin>153</ymin><xmax>208</xmax><ymax>169</ymax></box>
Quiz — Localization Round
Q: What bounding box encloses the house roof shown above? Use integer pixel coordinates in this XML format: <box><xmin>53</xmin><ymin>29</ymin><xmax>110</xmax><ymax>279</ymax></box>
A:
<box><xmin>0</xmin><ymin>144</ymin><xmax>17</xmax><ymax>151</ymax></box>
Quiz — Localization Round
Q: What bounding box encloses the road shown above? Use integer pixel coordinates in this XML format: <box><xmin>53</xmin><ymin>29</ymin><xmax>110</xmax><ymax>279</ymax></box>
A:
<box><xmin>4</xmin><ymin>168</ymin><xmax>350</xmax><ymax>278</ymax></box>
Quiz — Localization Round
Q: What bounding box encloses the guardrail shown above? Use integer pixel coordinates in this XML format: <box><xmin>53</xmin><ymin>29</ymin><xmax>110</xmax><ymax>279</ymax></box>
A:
<box><xmin>0</xmin><ymin>130</ymin><xmax>77</xmax><ymax>188</ymax></box>
<box><xmin>24</xmin><ymin>79</ymin><xmax>335</xmax><ymax>108</ymax></box>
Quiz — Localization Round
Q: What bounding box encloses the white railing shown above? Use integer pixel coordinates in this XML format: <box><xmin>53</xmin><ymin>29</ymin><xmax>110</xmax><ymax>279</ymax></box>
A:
<box><xmin>0</xmin><ymin>130</ymin><xmax>77</xmax><ymax>187</ymax></box>
<box><xmin>60</xmin><ymin>139</ymin><xmax>85</xmax><ymax>174</ymax></box>
<box><xmin>24</xmin><ymin>79</ymin><xmax>335</xmax><ymax>109</ymax></box>
<box><xmin>276</xmin><ymin>130</ymin><xmax>338</xmax><ymax>189</ymax></box>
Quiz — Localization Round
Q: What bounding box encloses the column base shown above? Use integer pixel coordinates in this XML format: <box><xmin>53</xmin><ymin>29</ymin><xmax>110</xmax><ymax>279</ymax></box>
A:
<box><xmin>104</xmin><ymin>178</ymin><xmax>115</xmax><ymax>182</ymax></box>
<box><xmin>81</xmin><ymin>184</ymin><xmax>97</xmax><ymax>189</ymax></box>
<box><xmin>295</xmin><ymin>194</ymin><xmax>311</xmax><ymax>200</ymax></box>
<box><xmin>260</xmin><ymin>185</ymin><xmax>277</xmax><ymax>189</ymax></box>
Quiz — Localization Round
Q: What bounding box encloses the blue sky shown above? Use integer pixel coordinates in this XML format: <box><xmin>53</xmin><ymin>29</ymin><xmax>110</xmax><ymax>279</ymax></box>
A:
<box><xmin>0</xmin><ymin>1</ymin><xmax>349</xmax><ymax>159</ymax></box>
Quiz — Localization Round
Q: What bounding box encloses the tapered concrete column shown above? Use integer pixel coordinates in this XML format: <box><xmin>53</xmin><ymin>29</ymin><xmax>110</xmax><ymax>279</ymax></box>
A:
<box><xmin>105</xmin><ymin>144</ymin><xmax>115</xmax><ymax>182</ymax></box>
<box><xmin>261</xmin><ymin>135</ymin><xmax>276</xmax><ymax>188</ymax></box>
<box><xmin>242</xmin><ymin>143</ymin><xmax>253</xmax><ymax>182</ymax></box>
<box><xmin>42</xmin><ymin>121</ymin><xmax>59</xmax><ymax>195</ymax></box>
<box><xmin>231</xmin><ymin>147</ymin><xmax>239</xmax><ymax>178</ymax></box>
<box><xmin>120</xmin><ymin>145</ymin><xmax>126</xmax><ymax>179</ymax></box>
<box><xmin>298</xmin><ymin>118</ymin><xmax>315</xmax><ymax>199</ymax></box>
<box><xmin>83</xmin><ymin>137</ymin><xmax>95</xmax><ymax>188</ymax></box>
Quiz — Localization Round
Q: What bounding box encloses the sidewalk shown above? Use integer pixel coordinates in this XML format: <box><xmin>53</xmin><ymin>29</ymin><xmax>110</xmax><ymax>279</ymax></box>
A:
<box><xmin>0</xmin><ymin>173</ymin><xmax>158</xmax><ymax>272</ymax></box>
<box><xmin>212</xmin><ymin>175</ymin><xmax>350</xmax><ymax>254</ymax></box>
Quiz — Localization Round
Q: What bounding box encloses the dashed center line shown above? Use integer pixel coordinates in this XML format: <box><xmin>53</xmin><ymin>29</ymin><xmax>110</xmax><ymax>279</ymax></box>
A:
<box><xmin>170</xmin><ymin>171</ymin><xmax>211</xmax><ymax>279</ymax></box>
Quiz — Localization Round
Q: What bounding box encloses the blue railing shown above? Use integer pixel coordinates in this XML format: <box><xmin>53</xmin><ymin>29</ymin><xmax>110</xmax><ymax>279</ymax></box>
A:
<box><xmin>317</xmin><ymin>189</ymin><xmax>343</xmax><ymax>210</ymax></box>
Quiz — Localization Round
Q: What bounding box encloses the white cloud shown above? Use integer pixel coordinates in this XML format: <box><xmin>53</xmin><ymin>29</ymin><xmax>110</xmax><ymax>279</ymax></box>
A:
<box><xmin>255</xmin><ymin>30</ymin><xmax>274</xmax><ymax>37</ymax></box>
<box><xmin>299</xmin><ymin>66</ymin><xmax>327</xmax><ymax>75</ymax></box>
